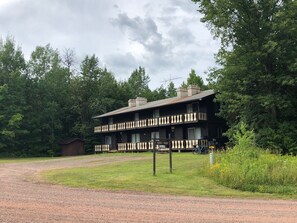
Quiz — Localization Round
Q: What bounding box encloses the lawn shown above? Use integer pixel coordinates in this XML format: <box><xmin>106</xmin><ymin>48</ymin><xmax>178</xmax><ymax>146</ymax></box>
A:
<box><xmin>42</xmin><ymin>153</ymin><xmax>296</xmax><ymax>199</ymax></box>
<box><xmin>0</xmin><ymin>157</ymin><xmax>56</xmax><ymax>164</ymax></box>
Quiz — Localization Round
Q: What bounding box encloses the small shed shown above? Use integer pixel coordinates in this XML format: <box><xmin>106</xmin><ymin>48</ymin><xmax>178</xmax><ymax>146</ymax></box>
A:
<box><xmin>59</xmin><ymin>138</ymin><xmax>85</xmax><ymax>156</ymax></box>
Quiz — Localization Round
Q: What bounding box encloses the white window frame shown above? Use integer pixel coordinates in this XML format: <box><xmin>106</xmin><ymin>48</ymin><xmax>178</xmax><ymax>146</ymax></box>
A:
<box><xmin>134</xmin><ymin>113</ymin><xmax>139</xmax><ymax>121</ymax></box>
<box><xmin>187</xmin><ymin>104</ymin><xmax>193</xmax><ymax>113</ymax></box>
<box><xmin>151</xmin><ymin>131</ymin><xmax>160</xmax><ymax>140</ymax></box>
<box><xmin>131</xmin><ymin>133</ymin><xmax>140</xmax><ymax>143</ymax></box>
<box><xmin>188</xmin><ymin>127</ymin><xmax>201</xmax><ymax>140</ymax></box>
<box><xmin>153</xmin><ymin>109</ymin><xmax>159</xmax><ymax>118</ymax></box>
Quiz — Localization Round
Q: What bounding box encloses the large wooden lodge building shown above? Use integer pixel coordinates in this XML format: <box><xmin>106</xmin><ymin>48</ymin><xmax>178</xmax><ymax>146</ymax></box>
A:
<box><xmin>94</xmin><ymin>85</ymin><xmax>226</xmax><ymax>152</ymax></box>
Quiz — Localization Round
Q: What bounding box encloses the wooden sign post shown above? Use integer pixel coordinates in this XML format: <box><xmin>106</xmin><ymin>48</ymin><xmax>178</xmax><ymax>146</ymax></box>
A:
<box><xmin>152</xmin><ymin>138</ymin><xmax>172</xmax><ymax>176</ymax></box>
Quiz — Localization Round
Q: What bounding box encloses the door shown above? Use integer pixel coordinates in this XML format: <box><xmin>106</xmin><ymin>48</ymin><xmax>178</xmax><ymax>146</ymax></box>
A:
<box><xmin>105</xmin><ymin>135</ymin><xmax>112</xmax><ymax>145</ymax></box>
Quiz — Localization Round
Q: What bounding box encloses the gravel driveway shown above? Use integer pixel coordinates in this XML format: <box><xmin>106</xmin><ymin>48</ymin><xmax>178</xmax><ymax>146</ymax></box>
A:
<box><xmin>0</xmin><ymin>155</ymin><xmax>297</xmax><ymax>223</ymax></box>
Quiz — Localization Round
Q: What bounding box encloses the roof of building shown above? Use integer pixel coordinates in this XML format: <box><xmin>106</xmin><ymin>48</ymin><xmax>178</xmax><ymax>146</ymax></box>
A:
<box><xmin>59</xmin><ymin>138</ymin><xmax>84</xmax><ymax>145</ymax></box>
<box><xmin>94</xmin><ymin>89</ymin><xmax>215</xmax><ymax>118</ymax></box>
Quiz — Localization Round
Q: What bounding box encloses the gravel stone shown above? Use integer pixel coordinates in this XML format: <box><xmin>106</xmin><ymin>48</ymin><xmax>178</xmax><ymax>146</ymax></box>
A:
<box><xmin>0</xmin><ymin>155</ymin><xmax>297</xmax><ymax>223</ymax></box>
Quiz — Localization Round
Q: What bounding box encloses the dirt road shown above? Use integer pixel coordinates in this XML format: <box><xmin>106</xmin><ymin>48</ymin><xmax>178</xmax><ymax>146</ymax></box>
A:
<box><xmin>0</xmin><ymin>155</ymin><xmax>297</xmax><ymax>223</ymax></box>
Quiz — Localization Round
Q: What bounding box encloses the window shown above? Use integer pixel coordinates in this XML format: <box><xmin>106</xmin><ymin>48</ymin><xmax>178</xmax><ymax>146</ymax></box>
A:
<box><xmin>134</xmin><ymin>113</ymin><xmax>139</xmax><ymax>121</ymax></box>
<box><xmin>193</xmin><ymin>102</ymin><xmax>199</xmax><ymax>113</ymax></box>
<box><xmin>131</xmin><ymin>133</ymin><xmax>140</xmax><ymax>143</ymax></box>
<box><xmin>188</xmin><ymin>127</ymin><xmax>201</xmax><ymax>140</ymax></box>
<box><xmin>108</xmin><ymin>117</ymin><xmax>113</xmax><ymax>125</ymax></box>
<box><xmin>105</xmin><ymin>136</ymin><xmax>112</xmax><ymax>145</ymax></box>
<box><xmin>151</xmin><ymin>131</ymin><xmax>160</xmax><ymax>140</ymax></box>
<box><xmin>153</xmin><ymin>109</ymin><xmax>159</xmax><ymax>118</ymax></box>
<box><xmin>187</xmin><ymin>104</ymin><xmax>193</xmax><ymax>113</ymax></box>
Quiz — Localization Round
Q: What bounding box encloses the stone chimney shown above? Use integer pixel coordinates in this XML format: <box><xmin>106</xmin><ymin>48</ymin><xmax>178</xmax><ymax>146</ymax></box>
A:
<box><xmin>187</xmin><ymin>85</ymin><xmax>201</xmax><ymax>96</ymax></box>
<box><xmin>176</xmin><ymin>87</ymin><xmax>188</xmax><ymax>98</ymax></box>
<box><xmin>128</xmin><ymin>99</ymin><xmax>136</xmax><ymax>108</ymax></box>
<box><xmin>135</xmin><ymin>97</ymin><xmax>147</xmax><ymax>107</ymax></box>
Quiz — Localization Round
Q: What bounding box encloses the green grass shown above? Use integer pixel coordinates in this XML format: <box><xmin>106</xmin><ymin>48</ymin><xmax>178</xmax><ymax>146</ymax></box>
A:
<box><xmin>0</xmin><ymin>157</ymin><xmax>56</xmax><ymax>164</ymax></box>
<box><xmin>42</xmin><ymin>153</ymin><xmax>296</xmax><ymax>199</ymax></box>
<box><xmin>210</xmin><ymin>150</ymin><xmax>297</xmax><ymax>195</ymax></box>
<box><xmin>207</xmin><ymin>124</ymin><xmax>297</xmax><ymax>196</ymax></box>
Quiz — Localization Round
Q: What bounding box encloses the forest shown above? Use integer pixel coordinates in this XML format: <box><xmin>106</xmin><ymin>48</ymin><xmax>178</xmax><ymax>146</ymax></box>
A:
<box><xmin>1</xmin><ymin>0</ymin><xmax>296</xmax><ymax>156</ymax></box>
<box><xmin>0</xmin><ymin>39</ymin><xmax>205</xmax><ymax>156</ymax></box>
<box><xmin>193</xmin><ymin>0</ymin><xmax>297</xmax><ymax>153</ymax></box>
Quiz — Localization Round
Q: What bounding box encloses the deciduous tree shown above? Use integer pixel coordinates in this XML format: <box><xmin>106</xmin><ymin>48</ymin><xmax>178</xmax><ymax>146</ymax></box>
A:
<box><xmin>0</xmin><ymin>38</ymin><xmax>26</xmax><ymax>154</ymax></box>
<box><xmin>192</xmin><ymin>0</ymin><xmax>297</xmax><ymax>152</ymax></box>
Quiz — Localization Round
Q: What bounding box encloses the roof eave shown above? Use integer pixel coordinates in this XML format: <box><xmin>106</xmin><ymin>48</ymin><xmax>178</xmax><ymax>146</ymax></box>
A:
<box><xmin>95</xmin><ymin>89</ymin><xmax>215</xmax><ymax>118</ymax></box>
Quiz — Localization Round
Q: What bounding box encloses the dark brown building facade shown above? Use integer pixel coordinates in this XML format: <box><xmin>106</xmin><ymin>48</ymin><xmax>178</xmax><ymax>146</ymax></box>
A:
<box><xmin>94</xmin><ymin>85</ymin><xmax>226</xmax><ymax>152</ymax></box>
<box><xmin>59</xmin><ymin>138</ymin><xmax>85</xmax><ymax>156</ymax></box>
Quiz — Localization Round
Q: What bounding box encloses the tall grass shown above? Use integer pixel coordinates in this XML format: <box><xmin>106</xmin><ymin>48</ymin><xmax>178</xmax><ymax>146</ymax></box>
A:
<box><xmin>209</xmin><ymin>123</ymin><xmax>297</xmax><ymax>194</ymax></box>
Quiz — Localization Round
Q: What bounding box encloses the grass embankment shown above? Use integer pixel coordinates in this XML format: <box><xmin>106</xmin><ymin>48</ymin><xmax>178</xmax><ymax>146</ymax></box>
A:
<box><xmin>210</xmin><ymin>149</ymin><xmax>297</xmax><ymax>194</ymax></box>
<box><xmin>42</xmin><ymin>153</ymin><xmax>291</xmax><ymax>199</ymax></box>
<box><xmin>209</xmin><ymin>123</ymin><xmax>297</xmax><ymax>196</ymax></box>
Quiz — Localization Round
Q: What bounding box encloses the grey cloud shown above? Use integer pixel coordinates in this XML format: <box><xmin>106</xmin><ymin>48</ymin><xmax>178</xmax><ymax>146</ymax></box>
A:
<box><xmin>171</xmin><ymin>0</ymin><xmax>198</xmax><ymax>13</ymax></box>
<box><xmin>161</xmin><ymin>6</ymin><xmax>178</xmax><ymax>14</ymax></box>
<box><xmin>104</xmin><ymin>52</ymin><xmax>140</xmax><ymax>77</ymax></box>
<box><xmin>111</xmin><ymin>13</ymin><xmax>167</xmax><ymax>55</ymax></box>
<box><xmin>109</xmin><ymin>6</ymin><xmax>216</xmax><ymax>85</ymax></box>
<box><xmin>111</xmin><ymin>13</ymin><xmax>160</xmax><ymax>42</ymax></box>
<box><xmin>0</xmin><ymin>0</ymin><xmax>115</xmax><ymax>55</ymax></box>
<box><xmin>0</xmin><ymin>0</ymin><xmax>219</xmax><ymax>89</ymax></box>
<box><xmin>168</xmin><ymin>27</ymin><xmax>195</xmax><ymax>44</ymax></box>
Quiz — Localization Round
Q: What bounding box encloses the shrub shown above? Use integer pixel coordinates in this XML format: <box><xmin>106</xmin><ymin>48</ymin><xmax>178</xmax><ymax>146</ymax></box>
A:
<box><xmin>209</xmin><ymin>122</ymin><xmax>297</xmax><ymax>194</ymax></box>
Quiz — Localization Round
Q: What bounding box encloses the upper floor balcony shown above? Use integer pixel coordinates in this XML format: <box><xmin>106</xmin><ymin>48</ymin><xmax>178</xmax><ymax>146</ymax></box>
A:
<box><xmin>94</xmin><ymin>112</ymin><xmax>207</xmax><ymax>133</ymax></box>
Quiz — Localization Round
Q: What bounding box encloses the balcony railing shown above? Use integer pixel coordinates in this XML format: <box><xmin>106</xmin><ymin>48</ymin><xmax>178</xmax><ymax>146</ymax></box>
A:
<box><xmin>118</xmin><ymin>122</ymin><xmax>126</xmax><ymax>130</ymax></box>
<box><xmin>159</xmin><ymin>116</ymin><xmax>170</xmax><ymax>125</ymax></box>
<box><xmin>118</xmin><ymin>143</ymin><xmax>126</xmax><ymax>151</ymax></box>
<box><xmin>171</xmin><ymin>114</ymin><xmax>183</xmax><ymax>124</ymax></box>
<box><xmin>136</xmin><ymin>120</ymin><xmax>147</xmax><ymax>128</ymax></box>
<box><xmin>126</xmin><ymin>121</ymin><xmax>135</xmax><ymax>129</ymax></box>
<box><xmin>118</xmin><ymin>142</ymin><xmax>152</xmax><ymax>151</ymax></box>
<box><xmin>94</xmin><ymin>112</ymin><xmax>207</xmax><ymax>133</ymax></box>
<box><xmin>184</xmin><ymin>112</ymin><xmax>197</xmax><ymax>122</ymax></box>
<box><xmin>94</xmin><ymin>126</ymin><xmax>102</xmax><ymax>133</ymax></box>
<box><xmin>101</xmin><ymin>125</ymin><xmax>109</xmax><ymax>132</ymax></box>
<box><xmin>171</xmin><ymin>140</ymin><xmax>184</xmax><ymax>149</ymax></box>
<box><xmin>137</xmin><ymin>142</ymin><xmax>147</xmax><ymax>151</ymax></box>
<box><xmin>148</xmin><ymin>141</ymin><xmax>154</xmax><ymax>150</ymax></box>
<box><xmin>172</xmin><ymin>140</ymin><xmax>208</xmax><ymax>149</ymax></box>
<box><xmin>94</xmin><ymin>144</ymin><xmax>110</xmax><ymax>153</ymax></box>
<box><xmin>95</xmin><ymin>139</ymin><xmax>208</xmax><ymax>153</ymax></box>
<box><xmin>127</xmin><ymin>142</ymin><xmax>137</xmax><ymax>151</ymax></box>
<box><xmin>109</xmin><ymin>124</ymin><xmax>117</xmax><ymax>131</ymax></box>
<box><xmin>198</xmin><ymin>112</ymin><xmax>207</xmax><ymax>121</ymax></box>
<box><xmin>148</xmin><ymin>118</ymin><xmax>158</xmax><ymax>127</ymax></box>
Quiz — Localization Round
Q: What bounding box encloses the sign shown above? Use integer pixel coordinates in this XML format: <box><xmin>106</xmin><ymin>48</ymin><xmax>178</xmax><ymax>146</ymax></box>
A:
<box><xmin>155</xmin><ymin>139</ymin><xmax>169</xmax><ymax>146</ymax></box>
<box><xmin>152</xmin><ymin>138</ymin><xmax>172</xmax><ymax>176</ymax></box>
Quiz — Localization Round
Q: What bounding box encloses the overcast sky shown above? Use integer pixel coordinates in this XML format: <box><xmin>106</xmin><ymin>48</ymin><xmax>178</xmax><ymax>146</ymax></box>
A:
<box><xmin>0</xmin><ymin>0</ymin><xmax>220</xmax><ymax>89</ymax></box>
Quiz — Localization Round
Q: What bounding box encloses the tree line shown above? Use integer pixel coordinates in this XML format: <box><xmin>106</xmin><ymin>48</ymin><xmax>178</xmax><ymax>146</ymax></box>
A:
<box><xmin>0</xmin><ymin>38</ymin><xmax>205</xmax><ymax>156</ymax></box>
<box><xmin>3</xmin><ymin>0</ymin><xmax>295</xmax><ymax>156</ymax></box>
<box><xmin>193</xmin><ymin>0</ymin><xmax>297</xmax><ymax>153</ymax></box>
